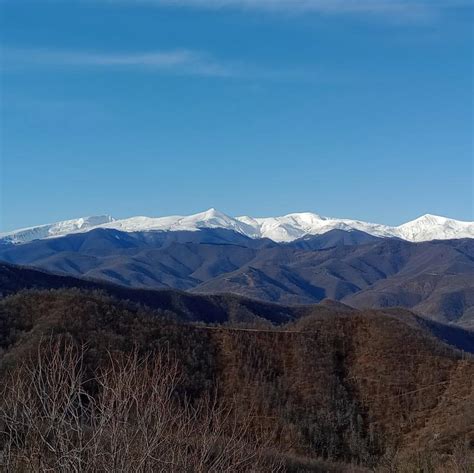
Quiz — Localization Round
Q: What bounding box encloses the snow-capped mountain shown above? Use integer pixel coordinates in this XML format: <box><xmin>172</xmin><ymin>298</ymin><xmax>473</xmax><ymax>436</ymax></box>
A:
<box><xmin>393</xmin><ymin>214</ymin><xmax>474</xmax><ymax>242</ymax></box>
<box><xmin>1</xmin><ymin>209</ymin><xmax>473</xmax><ymax>245</ymax></box>
<box><xmin>97</xmin><ymin>208</ymin><xmax>258</xmax><ymax>238</ymax></box>
<box><xmin>0</xmin><ymin>216</ymin><xmax>115</xmax><ymax>245</ymax></box>
<box><xmin>235</xmin><ymin>212</ymin><xmax>395</xmax><ymax>242</ymax></box>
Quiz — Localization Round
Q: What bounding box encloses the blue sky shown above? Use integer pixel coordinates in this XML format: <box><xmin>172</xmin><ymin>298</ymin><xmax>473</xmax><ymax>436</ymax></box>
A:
<box><xmin>1</xmin><ymin>0</ymin><xmax>473</xmax><ymax>231</ymax></box>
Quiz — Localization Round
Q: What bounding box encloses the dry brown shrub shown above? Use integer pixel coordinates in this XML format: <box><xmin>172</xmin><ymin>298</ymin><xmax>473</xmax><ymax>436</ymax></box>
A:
<box><xmin>0</xmin><ymin>337</ymin><xmax>282</xmax><ymax>472</ymax></box>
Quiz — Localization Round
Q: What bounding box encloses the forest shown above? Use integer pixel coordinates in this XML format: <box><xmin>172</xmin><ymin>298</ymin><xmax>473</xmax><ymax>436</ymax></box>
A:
<box><xmin>0</xmin><ymin>288</ymin><xmax>473</xmax><ymax>472</ymax></box>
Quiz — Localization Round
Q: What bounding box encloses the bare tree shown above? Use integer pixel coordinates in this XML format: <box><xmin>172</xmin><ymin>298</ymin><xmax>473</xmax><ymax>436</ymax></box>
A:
<box><xmin>0</xmin><ymin>338</ymin><xmax>93</xmax><ymax>472</ymax></box>
<box><xmin>0</xmin><ymin>337</ymin><xmax>282</xmax><ymax>472</ymax></box>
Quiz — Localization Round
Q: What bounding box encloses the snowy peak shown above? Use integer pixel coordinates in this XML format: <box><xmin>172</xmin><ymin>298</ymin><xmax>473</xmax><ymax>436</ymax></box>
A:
<box><xmin>1</xmin><ymin>211</ymin><xmax>472</xmax><ymax>245</ymax></box>
<box><xmin>96</xmin><ymin>208</ymin><xmax>256</xmax><ymax>237</ymax></box>
<box><xmin>186</xmin><ymin>208</ymin><xmax>242</xmax><ymax>229</ymax></box>
<box><xmin>0</xmin><ymin>215</ymin><xmax>115</xmax><ymax>245</ymax></box>
<box><xmin>394</xmin><ymin>214</ymin><xmax>474</xmax><ymax>242</ymax></box>
<box><xmin>236</xmin><ymin>212</ymin><xmax>394</xmax><ymax>242</ymax></box>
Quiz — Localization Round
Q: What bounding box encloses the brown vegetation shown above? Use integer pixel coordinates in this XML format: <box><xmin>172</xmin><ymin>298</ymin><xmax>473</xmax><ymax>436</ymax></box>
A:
<box><xmin>0</xmin><ymin>288</ymin><xmax>473</xmax><ymax>471</ymax></box>
<box><xmin>0</xmin><ymin>338</ymin><xmax>281</xmax><ymax>472</ymax></box>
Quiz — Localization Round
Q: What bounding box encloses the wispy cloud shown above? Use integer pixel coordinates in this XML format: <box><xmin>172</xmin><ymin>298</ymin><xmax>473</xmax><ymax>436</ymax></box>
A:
<box><xmin>2</xmin><ymin>47</ymin><xmax>330</xmax><ymax>82</ymax></box>
<box><xmin>2</xmin><ymin>48</ymin><xmax>237</xmax><ymax>77</ymax></box>
<box><xmin>97</xmin><ymin>0</ymin><xmax>472</xmax><ymax>20</ymax></box>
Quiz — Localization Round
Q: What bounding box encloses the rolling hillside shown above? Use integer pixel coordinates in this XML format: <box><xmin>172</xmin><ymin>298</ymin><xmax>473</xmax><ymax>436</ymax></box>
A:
<box><xmin>1</xmin><ymin>228</ymin><xmax>472</xmax><ymax>327</ymax></box>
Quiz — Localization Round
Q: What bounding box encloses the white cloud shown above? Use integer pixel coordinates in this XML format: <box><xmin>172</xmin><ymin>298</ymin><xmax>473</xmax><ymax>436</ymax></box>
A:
<box><xmin>3</xmin><ymin>48</ymin><xmax>236</xmax><ymax>77</ymax></box>
<box><xmin>98</xmin><ymin>0</ymin><xmax>471</xmax><ymax>19</ymax></box>
<box><xmin>3</xmin><ymin>47</ymin><xmax>332</xmax><ymax>81</ymax></box>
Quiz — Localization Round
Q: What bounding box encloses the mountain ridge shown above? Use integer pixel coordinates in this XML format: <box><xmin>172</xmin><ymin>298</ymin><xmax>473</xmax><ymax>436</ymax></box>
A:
<box><xmin>0</xmin><ymin>228</ymin><xmax>473</xmax><ymax>328</ymax></box>
<box><xmin>1</xmin><ymin>260</ymin><xmax>474</xmax><ymax>353</ymax></box>
<box><xmin>2</xmin><ymin>208</ymin><xmax>473</xmax><ymax>245</ymax></box>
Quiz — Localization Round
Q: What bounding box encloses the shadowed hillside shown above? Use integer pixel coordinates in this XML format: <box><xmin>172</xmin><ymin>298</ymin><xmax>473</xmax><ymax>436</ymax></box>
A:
<box><xmin>1</xmin><ymin>262</ymin><xmax>474</xmax><ymax>354</ymax></box>
<box><xmin>1</xmin><ymin>229</ymin><xmax>472</xmax><ymax>327</ymax></box>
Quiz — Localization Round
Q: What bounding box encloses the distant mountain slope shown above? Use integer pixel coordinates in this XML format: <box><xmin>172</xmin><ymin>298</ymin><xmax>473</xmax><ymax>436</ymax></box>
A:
<box><xmin>0</xmin><ymin>230</ymin><xmax>473</xmax><ymax>327</ymax></box>
<box><xmin>2</xmin><ymin>208</ymin><xmax>473</xmax><ymax>244</ymax></box>
<box><xmin>285</xmin><ymin>228</ymin><xmax>382</xmax><ymax>250</ymax></box>
<box><xmin>192</xmin><ymin>237</ymin><xmax>474</xmax><ymax>327</ymax></box>
<box><xmin>0</xmin><ymin>228</ymin><xmax>270</xmax><ymax>290</ymax></box>
<box><xmin>0</xmin><ymin>261</ymin><xmax>307</xmax><ymax>325</ymax></box>
<box><xmin>1</xmin><ymin>261</ymin><xmax>474</xmax><ymax>356</ymax></box>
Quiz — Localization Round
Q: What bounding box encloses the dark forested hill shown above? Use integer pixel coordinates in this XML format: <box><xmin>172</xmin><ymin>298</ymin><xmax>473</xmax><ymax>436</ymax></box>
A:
<box><xmin>1</xmin><ymin>261</ymin><xmax>474</xmax><ymax>353</ymax></box>
<box><xmin>0</xmin><ymin>288</ymin><xmax>472</xmax><ymax>471</ymax></box>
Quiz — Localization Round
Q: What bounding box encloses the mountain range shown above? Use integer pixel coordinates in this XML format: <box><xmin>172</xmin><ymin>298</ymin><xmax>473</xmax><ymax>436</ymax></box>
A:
<box><xmin>2</xmin><ymin>261</ymin><xmax>473</xmax><ymax>351</ymax></box>
<box><xmin>2</xmin><ymin>208</ymin><xmax>474</xmax><ymax>244</ymax></box>
<box><xmin>0</xmin><ymin>222</ymin><xmax>473</xmax><ymax>328</ymax></box>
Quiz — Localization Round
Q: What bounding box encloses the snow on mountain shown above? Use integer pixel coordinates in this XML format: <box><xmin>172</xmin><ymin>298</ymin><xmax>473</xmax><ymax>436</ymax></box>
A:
<box><xmin>236</xmin><ymin>213</ymin><xmax>395</xmax><ymax>242</ymax></box>
<box><xmin>97</xmin><ymin>208</ymin><xmax>257</xmax><ymax>237</ymax></box>
<box><xmin>1</xmin><ymin>210</ymin><xmax>473</xmax><ymax>245</ymax></box>
<box><xmin>393</xmin><ymin>214</ymin><xmax>474</xmax><ymax>242</ymax></box>
<box><xmin>0</xmin><ymin>216</ymin><xmax>115</xmax><ymax>245</ymax></box>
